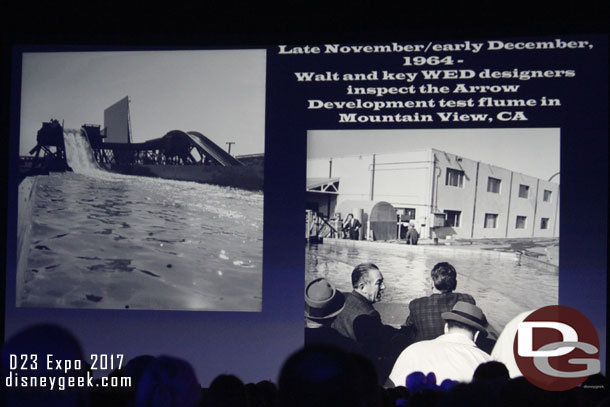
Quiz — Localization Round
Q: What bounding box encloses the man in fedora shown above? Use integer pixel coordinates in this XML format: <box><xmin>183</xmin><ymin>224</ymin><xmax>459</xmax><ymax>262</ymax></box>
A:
<box><xmin>388</xmin><ymin>301</ymin><xmax>491</xmax><ymax>386</ymax></box>
<box><xmin>304</xmin><ymin>277</ymin><xmax>358</xmax><ymax>350</ymax></box>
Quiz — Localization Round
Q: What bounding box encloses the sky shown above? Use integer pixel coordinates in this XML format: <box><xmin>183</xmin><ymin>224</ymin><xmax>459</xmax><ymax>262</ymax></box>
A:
<box><xmin>308</xmin><ymin>129</ymin><xmax>560</xmax><ymax>182</ymax></box>
<box><xmin>19</xmin><ymin>50</ymin><xmax>266</xmax><ymax>156</ymax></box>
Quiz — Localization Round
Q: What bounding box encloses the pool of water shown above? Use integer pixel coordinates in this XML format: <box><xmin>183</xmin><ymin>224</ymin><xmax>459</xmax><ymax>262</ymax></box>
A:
<box><xmin>306</xmin><ymin>241</ymin><xmax>558</xmax><ymax>331</ymax></box>
<box><xmin>20</xmin><ymin>172</ymin><xmax>263</xmax><ymax>311</ymax></box>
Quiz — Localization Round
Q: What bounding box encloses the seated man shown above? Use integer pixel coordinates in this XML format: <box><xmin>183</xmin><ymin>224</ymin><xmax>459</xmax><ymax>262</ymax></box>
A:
<box><xmin>404</xmin><ymin>262</ymin><xmax>476</xmax><ymax>342</ymax></box>
<box><xmin>331</xmin><ymin>263</ymin><xmax>406</xmax><ymax>381</ymax></box>
<box><xmin>304</xmin><ymin>277</ymin><xmax>358</xmax><ymax>351</ymax></box>
<box><xmin>389</xmin><ymin>301</ymin><xmax>491</xmax><ymax>386</ymax></box>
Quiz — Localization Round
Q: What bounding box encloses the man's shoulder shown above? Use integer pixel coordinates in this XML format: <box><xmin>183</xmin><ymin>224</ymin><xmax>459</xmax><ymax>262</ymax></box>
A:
<box><xmin>430</xmin><ymin>292</ymin><xmax>475</xmax><ymax>305</ymax></box>
<box><xmin>343</xmin><ymin>291</ymin><xmax>377</xmax><ymax>315</ymax></box>
<box><xmin>408</xmin><ymin>293</ymin><xmax>475</xmax><ymax>317</ymax></box>
<box><xmin>409</xmin><ymin>295</ymin><xmax>432</xmax><ymax>307</ymax></box>
<box><xmin>397</xmin><ymin>338</ymin><xmax>436</xmax><ymax>358</ymax></box>
<box><xmin>408</xmin><ymin>295</ymin><xmax>437</xmax><ymax>311</ymax></box>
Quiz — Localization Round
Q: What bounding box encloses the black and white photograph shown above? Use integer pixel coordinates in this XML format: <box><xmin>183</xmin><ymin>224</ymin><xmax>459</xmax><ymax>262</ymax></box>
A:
<box><xmin>304</xmin><ymin>129</ymin><xmax>560</xmax><ymax>382</ymax></box>
<box><xmin>16</xmin><ymin>50</ymin><xmax>265</xmax><ymax>311</ymax></box>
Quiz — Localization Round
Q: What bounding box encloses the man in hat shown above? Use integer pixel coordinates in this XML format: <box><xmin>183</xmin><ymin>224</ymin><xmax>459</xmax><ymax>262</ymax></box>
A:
<box><xmin>304</xmin><ymin>277</ymin><xmax>358</xmax><ymax>350</ymax></box>
<box><xmin>404</xmin><ymin>262</ymin><xmax>476</xmax><ymax>342</ymax></box>
<box><xmin>388</xmin><ymin>301</ymin><xmax>491</xmax><ymax>386</ymax></box>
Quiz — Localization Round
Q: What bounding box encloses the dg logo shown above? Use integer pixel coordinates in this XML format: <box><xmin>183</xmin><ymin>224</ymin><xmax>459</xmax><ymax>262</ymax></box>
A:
<box><xmin>514</xmin><ymin>305</ymin><xmax>600</xmax><ymax>391</ymax></box>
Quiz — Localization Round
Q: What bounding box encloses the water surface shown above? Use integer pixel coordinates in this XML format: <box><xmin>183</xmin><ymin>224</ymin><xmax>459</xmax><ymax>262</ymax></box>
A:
<box><xmin>306</xmin><ymin>243</ymin><xmax>558</xmax><ymax>331</ymax></box>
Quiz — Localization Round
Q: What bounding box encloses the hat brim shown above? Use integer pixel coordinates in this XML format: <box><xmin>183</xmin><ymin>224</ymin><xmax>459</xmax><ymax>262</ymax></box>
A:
<box><xmin>305</xmin><ymin>290</ymin><xmax>345</xmax><ymax>320</ymax></box>
<box><xmin>441</xmin><ymin>312</ymin><xmax>488</xmax><ymax>337</ymax></box>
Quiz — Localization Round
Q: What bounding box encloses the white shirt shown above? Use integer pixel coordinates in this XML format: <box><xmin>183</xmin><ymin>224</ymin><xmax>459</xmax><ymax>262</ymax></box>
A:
<box><xmin>389</xmin><ymin>332</ymin><xmax>491</xmax><ymax>386</ymax></box>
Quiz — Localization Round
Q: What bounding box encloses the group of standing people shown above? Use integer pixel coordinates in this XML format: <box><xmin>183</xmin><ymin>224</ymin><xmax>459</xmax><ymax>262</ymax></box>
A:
<box><xmin>305</xmin><ymin>262</ymin><xmax>491</xmax><ymax>386</ymax></box>
<box><xmin>340</xmin><ymin>213</ymin><xmax>419</xmax><ymax>244</ymax></box>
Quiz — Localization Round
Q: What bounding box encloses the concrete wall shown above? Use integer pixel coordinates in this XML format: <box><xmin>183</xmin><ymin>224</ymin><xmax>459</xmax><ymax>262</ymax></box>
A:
<box><xmin>17</xmin><ymin>177</ymin><xmax>38</xmax><ymax>306</ymax></box>
<box><xmin>103</xmin><ymin>96</ymin><xmax>131</xmax><ymax>143</ymax></box>
<box><xmin>472</xmin><ymin>163</ymin><xmax>513</xmax><ymax>238</ymax></box>
<box><xmin>504</xmin><ymin>173</ymin><xmax>538</xmax><ymax>238</ymax></box>
<box><xmin>371</xmin><ymin>150</ymin><xmax>432</xmax><ymax>219</ymax></box>
<box><xmin>533</xmin><ymin>179</ymin><xmax>560</xmax><ymax>238</ymax></box>
<box><xmin>432</xmin><ymin>149</ymin><xmax>478</xmax><ymax>238</ymax></box>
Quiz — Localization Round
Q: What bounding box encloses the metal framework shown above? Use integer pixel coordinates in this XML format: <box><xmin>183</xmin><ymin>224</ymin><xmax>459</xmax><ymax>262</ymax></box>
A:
<box><xmin>306</xmin><ymin>177</ymin><xmax>340</xmax><ymax>193</ymax></box>
<box><xmin>92</xmin><ymin>130</ymin><xmax>244</xmax><ymax>167</ymax></box>
<box><xmin>24</xmin><ymin>121</ymin><xmax>245</xmax><ymax>172</ymax></box>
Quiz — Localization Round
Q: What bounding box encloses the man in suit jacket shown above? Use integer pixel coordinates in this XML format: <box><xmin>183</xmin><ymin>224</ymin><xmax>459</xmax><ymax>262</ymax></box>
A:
<box><xmin>332</xmin><ymin>263</ymin><xmax>406</xmax><ymax>382</ymax></box>
<box><xmin>342</xmin><ymin>213</ymin><xmax>361</xmax><ymax>240</ymax></box>
<box><xmin>404</xmin><ymin>262</ymin><xmax>476</xmax><ymax>342</ymax></box>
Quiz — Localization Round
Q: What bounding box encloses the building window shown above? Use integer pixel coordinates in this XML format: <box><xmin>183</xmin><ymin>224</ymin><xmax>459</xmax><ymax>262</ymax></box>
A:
<box><xmin>543</xmin><ymin>190</ymin><xmax>552</xmax><ymax>202</ymax></box>
<box><xmin>484</xmin><ymin>213</ymin><xmax>498</xmax><ymax>228</ymax></box>
<box><xmin>540</xmin><ymin>218</ymin><xmax>549</xmax><ymax>229</ymax></box>
<box><xmin>444</xmin><ymin>210</ymin><xmax>461</xmax><ymax>227</ymax></box>
<box><xmin>515</xmin><ymin>216</ymin><xmax>527</xmax><ymax>229</ymax></box>
<box><xmin>487</xmin><ymin>177</ymin><xmax>501</xmax><ymax>193</ymax></box>
<box><xmin>401</xmin><ymin>208</ymin><xmax>416</xmax><ymax>221</ymax></box>
<box><xmin>446</xmin><ymin>168</ymin><xmax>465</xmax><ymax>188</ymax></box>
<box><xmin>518</xmin><ymin>184</ymin><xmax>530</xmax><ymax>198</ymax></box>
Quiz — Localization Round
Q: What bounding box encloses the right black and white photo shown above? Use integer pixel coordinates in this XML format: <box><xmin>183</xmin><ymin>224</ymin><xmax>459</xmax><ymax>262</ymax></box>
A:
<box><xmin>304</xmin><ymin>128</ymin><xmax>560</xmax><ymax>383</ymax></box>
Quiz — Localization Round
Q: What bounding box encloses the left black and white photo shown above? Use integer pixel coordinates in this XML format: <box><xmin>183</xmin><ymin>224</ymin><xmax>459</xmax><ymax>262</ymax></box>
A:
<box><xmin>15</xmin><ymin>49</ymin><xmax>265</xmax><ymax>311</ymax></box>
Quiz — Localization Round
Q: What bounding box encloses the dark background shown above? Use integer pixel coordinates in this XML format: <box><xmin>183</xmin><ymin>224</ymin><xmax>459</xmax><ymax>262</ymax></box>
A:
<box><xmin>1</xmin><ymin>1</ymin><xmax>609</xmax><ymax>385</ymax></box>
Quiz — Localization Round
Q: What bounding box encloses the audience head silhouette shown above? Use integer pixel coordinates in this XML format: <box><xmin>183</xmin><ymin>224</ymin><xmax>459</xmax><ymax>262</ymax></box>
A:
<box><xmin>136</xmin><ymin>355</ymin><xmax>200</xmax><ymax>407</ymax></box>
<box><xmin>2</xmin><ymin>324</ymin><xmax>89</xmax><ymax>407</ymax></box>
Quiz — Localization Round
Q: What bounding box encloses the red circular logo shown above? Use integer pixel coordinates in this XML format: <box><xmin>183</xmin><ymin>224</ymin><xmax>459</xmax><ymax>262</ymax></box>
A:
<box><xmin>513</xmin><ymin>305</ymin><xmax>600</xmax><ymax>391</ymax></box>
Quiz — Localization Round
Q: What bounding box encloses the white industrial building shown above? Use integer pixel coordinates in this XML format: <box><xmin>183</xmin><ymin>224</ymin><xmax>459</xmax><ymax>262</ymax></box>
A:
<box><xmin>306</xmin><ymin>148</ymin><xmax>560</xmax><ymax>240</ymax></box>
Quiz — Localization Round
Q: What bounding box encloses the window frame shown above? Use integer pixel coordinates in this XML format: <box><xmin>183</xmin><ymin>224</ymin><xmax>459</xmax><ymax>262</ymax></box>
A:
<box><xmin>487</xmin><ymin>176</ymin><xmax>502</xmax><ymax>193</ymax></box>
<box><xmin>445</xmin><ymin>168</ymin><xmax>465</xmax><ymax>188</ymax></box>
<box><xmin>543</xmin><ymin>189</ymin><xmax>552</xmax><ymax>202</ymax></box>
<box><xmin>484</xmin><ymin>213</ymin><xmax>498</xmax><ymax>229</ymax></box>
<box><xmin>518</xmin><ymin>184</ymin><xmax>530</xmax><ymax>198</ymax></box>
<box><xmin>444</xmin><ymin>210</ymin><xmax>461</xmax><ymax>227</ymax></box>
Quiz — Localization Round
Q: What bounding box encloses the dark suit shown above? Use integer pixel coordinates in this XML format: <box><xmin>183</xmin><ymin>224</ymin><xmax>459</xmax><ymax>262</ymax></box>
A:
<box><xmin>305</xmin><ymin>326</ymin><xmax>360</xmax><ymax>353</ymax></box>
<box><xmin>344</xmin><ymin>218</ymin><xmax>361</xmax><ymax>240</ymax></box>
<box><xmin>332</xmin><ymin>291</ymin><xmax>406</xmax><ymax>382</ymax></box>
<box><xmin>332</xmin><ymin>291</ymin><xmax>384</xmax><ymax>344</ymax></box>
<box><xmin>405</xmin><ymin>292</ymin><xmax>476</xmax><ymax>342</ymax></box>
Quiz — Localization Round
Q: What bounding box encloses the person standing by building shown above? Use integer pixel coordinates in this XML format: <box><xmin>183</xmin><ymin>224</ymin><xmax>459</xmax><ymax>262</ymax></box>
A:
<box><xmin>406</xmin><ymin>222</ymin><xmax>419</xmax><ymax>245</ymax></box>
<box><xmin>342</xmin><ymin>213</ymin><xmax>361</xmax><ymax>240</ymax></box>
